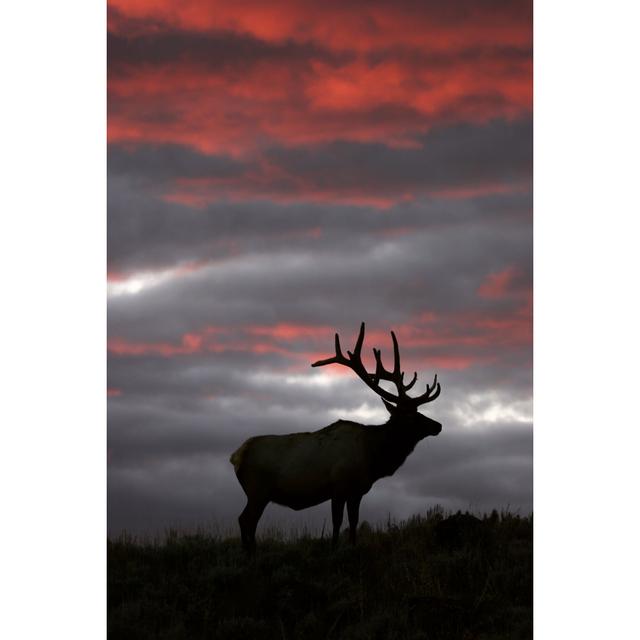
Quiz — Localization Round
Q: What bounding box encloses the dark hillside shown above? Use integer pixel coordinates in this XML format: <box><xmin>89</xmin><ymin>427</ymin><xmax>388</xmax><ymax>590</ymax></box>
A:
<box><xmin>108</xmin><ymin>510</ymin><xmax>532</xmax><ymax>640</ymax></box>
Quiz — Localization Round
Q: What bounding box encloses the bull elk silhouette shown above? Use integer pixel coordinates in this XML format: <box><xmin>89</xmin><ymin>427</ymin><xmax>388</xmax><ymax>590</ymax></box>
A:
<box><xmin>230</xmin><ymin>322</ymin><xmax>442</xmax><ymax>553</ymax></box>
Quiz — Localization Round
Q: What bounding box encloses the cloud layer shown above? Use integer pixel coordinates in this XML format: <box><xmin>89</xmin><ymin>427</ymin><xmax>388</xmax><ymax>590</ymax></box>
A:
<box><xmin>107</xmin><ymin>0</ymin><xmax>532</xmax><ymax>535</ymax></box>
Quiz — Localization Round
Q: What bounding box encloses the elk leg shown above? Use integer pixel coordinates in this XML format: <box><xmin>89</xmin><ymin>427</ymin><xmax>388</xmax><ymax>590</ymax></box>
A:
<box><xmin>239</xmin><ymin>499</ymin><xmax>266</xmax><ymax>555</ymax></box>
<box><xmin>331</xmin><ymin>498</ymin><xmax>345</xmax><ymax>547</ymax></box>
<box><xmin>347</xmin><ymin>496</ymin><xmax>362</xmax><ymax>545</ymax></box>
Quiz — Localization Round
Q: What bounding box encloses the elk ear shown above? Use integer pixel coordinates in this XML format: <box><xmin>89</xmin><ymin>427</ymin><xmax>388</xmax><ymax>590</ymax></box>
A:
<box><xmin>382</xmin><ymin>399</ymin><xmax>398</xmax><ymax>415</ymax></box>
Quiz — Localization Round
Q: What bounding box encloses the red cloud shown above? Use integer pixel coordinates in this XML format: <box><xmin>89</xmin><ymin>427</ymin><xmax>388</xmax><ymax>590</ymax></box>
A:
<box><xmin>108</xmin><ymin>336</ymin><xmax>201</xmax><ymax>356</ymax></box>
<box><xmin>108</xmin><ymin>55</ymin><xmax>531</xmax><ymax>154</ymax></box>
<box><xmin>109</xmin><ymin>1</ymin><xmax>531</xmax><ymax>54</ymax></box>
<box><xmin>108</xmin><ymin>325</ymin><xmax>228</xmax><ymax>356</ymax></box>
<box><xmin>108</xmin><ymin>305</ymin><xmax>531</xmax><ymax>374</ymax></box>
<box><xmin>108</xmin><ymin>1</ymin><xmax>532</xmax><ymax>154</ymax></box>
<box><xmin>248</xmin><ymin>323</ymin><xmax>334</xmax><ymax>341</ymax></box>
<box><xmin>430</xmin><ymin>183</ymin><xmax>526</xmax><ymax>200</ymax></box>
<box><xmin>478</xmin><ymin>267</ymin><xmax>520</xmax><ymax>299</ymax></box>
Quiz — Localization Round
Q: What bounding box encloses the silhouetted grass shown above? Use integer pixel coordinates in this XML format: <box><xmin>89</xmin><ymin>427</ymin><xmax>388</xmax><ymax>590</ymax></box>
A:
<box><xmin>108</xmin><ymin>509</ymin><xmax>532</xmax><ymax>640</ymax></box>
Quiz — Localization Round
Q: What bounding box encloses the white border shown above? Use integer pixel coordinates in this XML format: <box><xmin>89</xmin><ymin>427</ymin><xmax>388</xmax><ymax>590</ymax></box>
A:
<box><xmin>0</xmin><ymin>1</ymin><xmax>106</xmax><ymax>638</ymax></box>
<box><xmin>535</xmin><ymin>0</ymin><xmax>640</xmax><ymax>637</ymax></box>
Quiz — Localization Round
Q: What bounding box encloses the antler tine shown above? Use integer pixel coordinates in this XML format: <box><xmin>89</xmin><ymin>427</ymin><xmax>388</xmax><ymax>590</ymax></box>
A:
<box><xmin>311</xmin><ymin>323</ymin><xmax>402</xmax><ymax>404</ymax></box>
<box><xmin>311</xmin><ymin>323</ymin><xmax>442</xmax><ymax>408</ymax></box>
<box><xmin>373</xmin><ymin>330</ymin><xmax>408</xmax><ymax>396</ymax></box>
<box><xmin>372</xmin><ymin>347</ymin><xmax>385</xmax><ymax>385</ymax></box>
<box><xmin>390</xmin><ymin>331</ymin><xmax>401</xmax><ymax>376</ymax></box>
<box><xmin>311</xmin><ymin>332</ymin><xmax>350</xmax><ymax>367</ymax></box>
<box><xmin>347</xmin><ymin>322</ymin><xmax>366</xmax><ymax>361</ymax></box>
<box><xmin>410</xmin><ymin>373</ymin><xmax>441</xmax><ymax>405</ymax></box>
<box><xmin>403</xmin><ymin>371</ymin><xmax>418</xmax><ymax>392</ymax></box>
<box><xmin>388</xmin><ymin>332</ymin><xmax>418</xmax><ymax>392</ymax></box>
<box><xmin>353</xmin><ymin>322</ymin><xmax>365</xmax><ymax>356</ymax></box>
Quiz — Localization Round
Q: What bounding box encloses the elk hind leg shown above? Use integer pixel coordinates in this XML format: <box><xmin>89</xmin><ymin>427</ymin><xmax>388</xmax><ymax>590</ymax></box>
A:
<box><xmin>239</xmin><ymin>499</ymin><xmax>266</xmax><ymax>555</ymax></box>
<box><xmin>331</xmin><ymin>498</ymin><xmax>345</xmax><ymax>548</ymax></box>
<box><xmin>347</xmin><ymin>496</ymin><xmax>362</xmax><ymax>545</ymax></box>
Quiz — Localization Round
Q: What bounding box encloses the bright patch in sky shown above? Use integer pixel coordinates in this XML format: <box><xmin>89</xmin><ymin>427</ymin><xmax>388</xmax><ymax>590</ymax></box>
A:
<box><xmin>248</xmin><ymin>371</ymin><xmax>342</xmax><ymax>389</ymax></box>
<box><xmin>453</xmin><ymin>392</ymin><xmax>532</xmax><ymax>427</ymax></box>
<box><xmin>108</xmin><ymin>267</ymin><xmax>183</xmax><ymax>297</ymax></box>
<box><xmin>283</xmin><ymin>373</ymin><xmax>339</xmax><ymax>388</ymax></box>
<box><xmin>328</xmin><ymin>402</ymin><xmax>387</xmax><ymax>423</ymax></box>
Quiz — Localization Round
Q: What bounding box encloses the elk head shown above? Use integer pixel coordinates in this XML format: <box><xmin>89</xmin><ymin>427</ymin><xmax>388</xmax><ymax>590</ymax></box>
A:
<box><xmin>311</xmin><ymin>322</ymin><xmax>442</xmax><ymax>438</ymax></box>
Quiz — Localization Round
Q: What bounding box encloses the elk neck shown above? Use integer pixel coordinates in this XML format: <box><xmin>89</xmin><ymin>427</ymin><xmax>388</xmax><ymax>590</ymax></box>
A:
<box><xmin>365</xmin><ymin>417</ymin><xmax>426</xmax><ymax>480</ymax></box>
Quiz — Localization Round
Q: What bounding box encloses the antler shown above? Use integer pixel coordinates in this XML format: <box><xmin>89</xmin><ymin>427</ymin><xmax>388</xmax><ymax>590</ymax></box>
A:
<box><xmin>311</xmin><ymin>322</ymin><xmax>441</xmax><ymax>407</ymax></box>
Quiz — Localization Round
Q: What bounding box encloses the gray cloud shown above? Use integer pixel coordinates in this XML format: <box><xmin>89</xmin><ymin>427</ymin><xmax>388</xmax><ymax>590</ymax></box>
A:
<box><xmin>107</xmin><ymin>118</ymin><xmax>531</xmax><ymax>282</ymax></box>
<box><xmin>108</xmin><ymin>179</ymin><xmax>531</xmax><ymax>277</ymax></box>
<box><xmin>108</xmin><ymin>328</ymin><xmax>532</xmax><ymax>536</ymax></box>
<box><xmin>108</xmin><ymin>24</ymin><xmax>350</xmax><ymax>72</ymax></box>
<box><xmin>107</xmin><ymin>181</ymin><xmax>531</xmax><ymax>536</ymax></box>
<box><xmin>263</xmin><ymin>119</ymin><xmax>532</xmax><ymax>194</ymax></box>
<box><xmin>108</xmin><ymin>418</ymin><xmax>532</xmax><ymax>536</ymax></box>
<box><xmin>108</xmin><ymin>144</ymin><xmax>249</xmax><ymax>185</ymax></box>
<box><xmin>108</xmin><ymin>37</ymin><xmax>531</xmax><ymax>535</ymax></box>
<box><xmin>108</xmin><ymin>218</ymin><xmax>531</xmax><ymax>340</ymax></box>
<box><xmin>108</xmin><ymin>119</ymin><xmax>531</xmax><ymax>192</ymax></box>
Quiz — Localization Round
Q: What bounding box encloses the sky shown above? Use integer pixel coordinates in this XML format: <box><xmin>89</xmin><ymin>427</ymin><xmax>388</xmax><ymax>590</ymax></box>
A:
<box><xmin>107</xmin><ymin>0</ymin><xmax>533</xmax><ymax>536</ymax></box>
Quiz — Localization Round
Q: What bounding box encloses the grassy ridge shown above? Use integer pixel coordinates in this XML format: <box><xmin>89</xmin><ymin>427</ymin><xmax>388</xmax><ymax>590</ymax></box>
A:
<box><xmin>108</xmin><ymin>510</ymin><xmax>532</xmax><ymax>640</ymax></box>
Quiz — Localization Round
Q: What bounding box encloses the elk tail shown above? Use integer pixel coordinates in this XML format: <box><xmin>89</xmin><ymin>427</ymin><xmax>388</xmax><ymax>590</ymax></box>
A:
<box><xmin>229</xmin><ymin>439</ymin><xmax>251</xmax><ymax>473</ymax></box>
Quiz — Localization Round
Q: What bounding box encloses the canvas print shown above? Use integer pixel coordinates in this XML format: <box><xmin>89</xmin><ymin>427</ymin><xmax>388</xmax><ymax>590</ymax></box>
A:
<box><xmin>108</xmin><ymin>1</ymin><xmax>533</xmax><ymax>637</ymax></box>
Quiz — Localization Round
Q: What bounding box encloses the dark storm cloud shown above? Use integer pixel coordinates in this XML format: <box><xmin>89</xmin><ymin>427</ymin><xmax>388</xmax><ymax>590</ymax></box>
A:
<box><xmin>108</xmin><ymin>176</ymin><xmax>530</xmax><ymax>275</ymax></box>
<box><xmin>108</xmin><ymin>2</ymin><xmax>529</xmax><ymax>77</ymax></box>
<box><xmin>108</xmin><ymin>144</ymin><xmax>248</xmax><ymax>185</ymax></box>
<box><xmin>399</xmin><ymin>424</ymin><xmax>533</xmax><ymax>511</ymax></box>
<box><xmin>107</xmin><ymin>420</ymin><xmax>532</xmax><ymax>536</ymax></box>
<box><xmin>107</xmin><ymin>117</ymin><xmax>531</xmax><ymax>275</ymax></box>
<box><xmin>108</xmin><ymin>117</ymin><xmax>531</xmax><ymax>194</ymax></box>
<box><xmin>108</xmin><ymin>23</ymin><xmax>349</xmax><ymax>71</ymax></box>
<box><xmin>263</xmin><ymin>118</ymin><xmax>532</xmax><ymax>194</ymax></box>
<box><xmin>108</xmin><ymin>5</ymin><xmax>532</xmax><ymax>63</ymax></box>
<box><xmin>108</xmin><ymin>452</ymin><xmax>239</xmax><ymax>536</ymax></box>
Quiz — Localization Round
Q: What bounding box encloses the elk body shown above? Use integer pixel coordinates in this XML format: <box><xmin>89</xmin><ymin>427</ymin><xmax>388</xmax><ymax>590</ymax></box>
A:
<box><xmin>230</xmin><ymin>323</ymin><xmax>442</xmax><ymax>553</ymax></box>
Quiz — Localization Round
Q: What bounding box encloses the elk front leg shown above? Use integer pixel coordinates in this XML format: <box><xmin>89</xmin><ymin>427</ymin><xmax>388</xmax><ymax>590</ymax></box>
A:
<box><xmin>239</xmin><ymin>499</ymin><xmax>266</xmax><ymax>555</ymax></box>
<box><xmin>347</xmin><ymin>496</ymin><xmax>362</xmax><ymax>545</ymax></box>
<box><xmin>331</xmin><ymin>498</ymin><xmax>345</xmax><ymax>548</ymax></box>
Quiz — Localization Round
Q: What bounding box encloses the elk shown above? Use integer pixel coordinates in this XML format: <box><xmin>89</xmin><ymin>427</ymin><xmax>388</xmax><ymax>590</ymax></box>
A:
<box><xmin>230</xmin><ymin>322</ymin><xmax>442</xmax><ymax>553</ymax></box>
